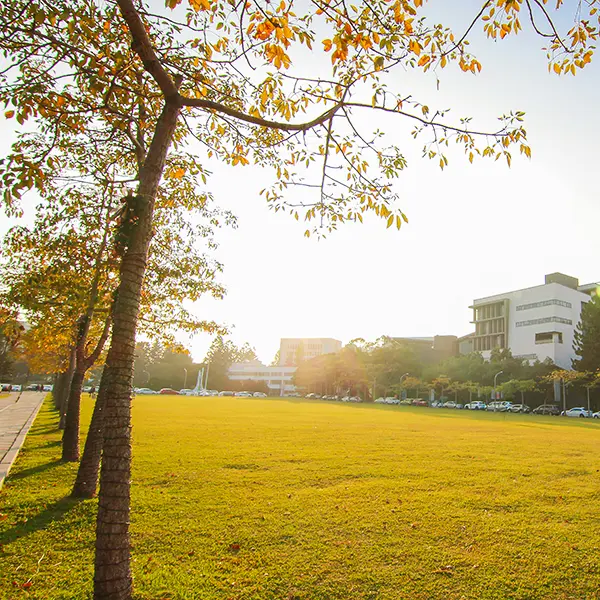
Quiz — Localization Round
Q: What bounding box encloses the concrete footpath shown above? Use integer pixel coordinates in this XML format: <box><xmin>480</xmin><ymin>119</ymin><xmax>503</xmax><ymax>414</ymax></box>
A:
<box><xmin>0</xmin><ymin>391</ymin><xmax>46</xmax><ymax>490</ymax></box>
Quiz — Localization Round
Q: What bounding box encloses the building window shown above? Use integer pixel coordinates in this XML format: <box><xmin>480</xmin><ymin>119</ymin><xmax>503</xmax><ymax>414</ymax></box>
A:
<box><xmin>516</xmin><ymin>316</ymin><xmax>572</xmax><ymax>327</ymax></box>
<box><xmin>516</xmin><ymin>299</ymin><xmax>572</xmax><ymax>311</ymax></box>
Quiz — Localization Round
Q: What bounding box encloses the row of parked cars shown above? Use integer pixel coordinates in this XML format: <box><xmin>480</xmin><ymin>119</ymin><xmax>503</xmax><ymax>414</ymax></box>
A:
<box><xmin>1</xmin><ymin>383</ymin><xmax>54</xmax><ymax>392</ymax></box>
<box><xmin>134</xmin><ymin>387</ymin><xmax>268</xmax><ymax>398</ymax></box>
<box><xmin>374</xmin><ymin>396</ymin><xmax>600</xmax><ymax>418</ymax></box>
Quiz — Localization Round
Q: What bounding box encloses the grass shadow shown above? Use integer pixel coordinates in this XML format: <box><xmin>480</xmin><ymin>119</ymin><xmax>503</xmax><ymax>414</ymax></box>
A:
<box><xmin>8</xmin><ymin>458</ymin><xmax>64</xmax><ymax>481</ymax></box>
<box><xmin>0</xmin><ymin>496</ymin><xmax>82</xmax><ymax>546</ymax></box>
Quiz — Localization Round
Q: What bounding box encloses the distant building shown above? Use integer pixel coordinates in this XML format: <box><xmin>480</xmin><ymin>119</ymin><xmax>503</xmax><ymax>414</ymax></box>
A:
<box><xmin>391</xmin><ymin>335</ymin><xmax>458</xmax><ymax>364</ymax></box>
<box><xmin>467</xmin><ymin>273</ymin><xmax>598</xmax><ymax>369</ymax></box>
<box><xmin>228</xmin><ymin>360</ymin><xmax>297</xmax><ymax>396</ymax></box>
<box><xmin>279</xmin><ymin>338</ymin><xmax>342</xmax><ymax>366</ymax></box>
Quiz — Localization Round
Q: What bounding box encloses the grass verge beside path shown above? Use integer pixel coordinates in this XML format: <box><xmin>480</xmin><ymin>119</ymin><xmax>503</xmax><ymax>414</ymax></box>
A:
<box><xmin>1</xmin><ymin>396</ymin><xmax>600</xmax><ymax>599</ymax></box>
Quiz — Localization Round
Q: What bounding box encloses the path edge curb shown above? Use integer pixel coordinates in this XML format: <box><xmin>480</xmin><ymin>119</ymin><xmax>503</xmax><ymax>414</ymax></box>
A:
<box><xmin>0</xmin><ymin>397</ymin><xmax>45</xmax><ymax>491</ymax></box>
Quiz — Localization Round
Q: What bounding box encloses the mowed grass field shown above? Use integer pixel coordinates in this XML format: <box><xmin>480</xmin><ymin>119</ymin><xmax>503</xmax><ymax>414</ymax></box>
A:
<box><xmin>2</xmin><ymin>397</ymin><xmax>600</xmax><ymax>599</ymax></box>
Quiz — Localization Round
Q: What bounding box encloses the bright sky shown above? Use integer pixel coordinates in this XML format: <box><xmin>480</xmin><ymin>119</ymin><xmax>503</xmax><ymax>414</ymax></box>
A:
<box><xmin>2</xmin><ymin>1</ymin><xmax>599</xmax><ymax>365</ymax></box>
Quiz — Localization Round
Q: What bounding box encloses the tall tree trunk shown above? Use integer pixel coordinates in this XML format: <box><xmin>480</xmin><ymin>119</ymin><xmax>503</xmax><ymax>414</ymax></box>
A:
<box><xmin>94</xmin><ymin>99</ymin><xmax>181</xmax><ymax>600</ymax></box>
<box><xmin>62</xmin><ymin>194</ymin><xmax>114</xmax><ymax>461</ymax></box>
<box><xmin>59</xmin><ymin>346</ymin><xmax>77</xmax><ymax>430</ymax></box>
<box><xmin>53</xmin><ymin>372</ymin><xmax>63</xmax><ymax>409</ymax></box>
<box><xmin>72</xmin><ymin>366</ymin><xmax>110</xmax><ymax>498</ymax></box>
<box><xmin>62</xmin><ymin>369</ymin><xmax>85</xmax><ymax>461</ymax></box>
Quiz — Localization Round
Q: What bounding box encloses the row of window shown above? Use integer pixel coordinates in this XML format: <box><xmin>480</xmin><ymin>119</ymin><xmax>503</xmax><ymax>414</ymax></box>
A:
<box><xmin>516</xmin><ymin>299</ymin><xmax>572</xmax><ymax>311</ymax></box>
<box><xmin>515</xmin><ymin>316</ymin><xmax>572</xmax><ymax>328</ymax></box>
<box><xmin>230</xmin><ymin>371</ymin><xmax>293</xmax><ymax>378</ymax></box>
<box><xmin>535</xmin><ymin>331</ymin><xmax>563</xmax><ymax>344</ymax></box>
<box><xmin>474</xmin><ymin>334</ymin><xmax>504</xmax><ymax>352</ymax></box>
<box><xmin>475</xmin><ymin>318</ymin><xmax>505</xmax><ymax>336</ymax></box>
<box><xmin>474</xmin><ymin>302</ymin><xmax>505</xmax><ymax>321</ymax></box>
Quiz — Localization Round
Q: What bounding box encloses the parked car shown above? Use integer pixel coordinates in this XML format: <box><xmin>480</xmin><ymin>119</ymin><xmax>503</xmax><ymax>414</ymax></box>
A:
<box><xmin>442</xmin><ymin>401</ymin><xmax>457</xmax><ymax>409</ymax></box>
<box><xmin>179</xmin><ymin>389</ymin><xmax>193</xmax><ymax>395</ymax></box>
<box><xmin>253</xmin><ymin>392</ymin><xmax>267</xmax><ymax>398</ymax></box>
<box><xmin>465</xmin><ymin>401</ymin><xmax>487</xmax><ymax>410</ymax></box>
<box><xmin>414</xmin><ymin>399</ymin><xmax>428</xmax><ymax>407</ymax></box>
<box><xmin>234</xmin><ymin>391</ymin><xmax>253</xmax><ymax>398</ymax></box>
<box><xmin>136</xmin><ymin>388</ymin><xmax>157</xmax><ymax>395</ymax></box>
<box><xmin>43</xmin><ymin>384</ymin><xmax>53</xmax><ymax>392</ymax></box>
<box><xmin>593</xmin><ymin>411</ymin><xmax>600</xmax><ymax>419</ymax></box>
<box><xmin>218</xmin><ymin>391</ymin><xmax>234</xmax><ymax>397</ymax></box>
<box><xmin>159</xmin><ymin>388</ymin><xmax>179</xmax><ymax>395</ymax></box>
<box><xmin>562</xmin><ymin>407</ymin><xmax>592</xmax><ymax>418</ymax></box>
<box><xmin>532</xmin><ymin>404</ymin><xmax>560</xmax><ymax>416</ymax></box>
<box><xmin>487</xmin><ymin>401</ymin><xmax>512</xmax><ymax>412</ymax></box>
<box><xmin>510</xmin><ymin>404</ymin><xmax>531</xmax><ymax>413</ymax></box>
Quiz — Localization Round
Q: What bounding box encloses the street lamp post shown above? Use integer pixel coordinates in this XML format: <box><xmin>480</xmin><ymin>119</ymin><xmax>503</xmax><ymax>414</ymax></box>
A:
<box><xmin>399</xmin><ymin>372</ymin><xmax>409</xmax><ymax>400</ymax></box>
<box><xmin>493</xmin><ymin>370</ymin><xmax>504</xmax><ymax>403</ymax></box>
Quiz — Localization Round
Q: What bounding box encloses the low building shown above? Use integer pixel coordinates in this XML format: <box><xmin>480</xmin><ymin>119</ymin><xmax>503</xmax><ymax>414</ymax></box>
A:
<box><xmin>279</xmin><ymin>337</ymin><xmax>342</xmax><ymax>366</ymax></box>
<box><xmin>469</xmin><ymin>273</ymin><xmax>598</xmax><ymax>369</ymax></box>
<box><xmin>228</xmin><ymin>360</ymin><xmax>297</xmax><ymax>396</ymax></box>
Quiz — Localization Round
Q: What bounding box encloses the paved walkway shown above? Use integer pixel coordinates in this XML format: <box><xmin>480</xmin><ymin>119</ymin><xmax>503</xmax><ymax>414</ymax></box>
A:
<box><xmin>0</xmin><ymin>391</ymin><xmax>46</xmax><ymax>490</ymax></box>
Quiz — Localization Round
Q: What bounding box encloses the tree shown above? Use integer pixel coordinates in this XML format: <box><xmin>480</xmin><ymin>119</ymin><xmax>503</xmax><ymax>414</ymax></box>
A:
<box><xmin>203</xmin><ymin>336</ymin><xmax>259</xmax><ymax>391</ymax></box>
<box><xmin>270</xmin><ymin>350</ymin><xmax>280</xmax><ymax>366</ymax></box>
<box><xmin>573</xmin><ymin>295</ymin><xmax>600</xmax><ymax>372</ymax></box>
<box><xmin>0</xmin><ymin>309</ymin><xmax>24</xmax><ymax>380</ymax></box>
<box><xmin>1</xmin><ymin>1</ymin><xmax>598</xmax><ymax>597</ymax></box>
<box><xmin>499</xmin><ymin>379</ymin><xmax>536</xmax><ymax>403</ymax></box>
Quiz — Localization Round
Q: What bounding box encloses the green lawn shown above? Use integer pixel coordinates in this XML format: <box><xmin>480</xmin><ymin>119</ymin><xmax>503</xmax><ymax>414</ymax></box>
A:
<box><xmin>2</xmin><ymin>396</ymin><xmax>600</xmax><ymax>599</ymax></box>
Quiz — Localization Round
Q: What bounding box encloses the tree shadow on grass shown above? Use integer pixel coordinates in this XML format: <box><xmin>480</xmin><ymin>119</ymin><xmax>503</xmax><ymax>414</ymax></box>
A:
<box><xmin>7</xmin><ymin>458</ymin><xmax>63</xmax><ymax>481</ymax></box>
<box><xmin>0</xmin><ymin>496</ymin><xmax>83</xmax><ymax>546</ymax></box>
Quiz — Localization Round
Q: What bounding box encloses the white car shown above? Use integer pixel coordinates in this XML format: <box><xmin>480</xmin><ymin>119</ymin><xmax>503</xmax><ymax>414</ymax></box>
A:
<box><xmin>234</xmin><ymin>391</ymin><xmax>253</xmax><ymax>398</ymax></box>
<box><xmin>465</xmin><ymin>401</ymin><xmax>487</xmax><ymax>410</ymax></box>
<box><xmin>136</xmin><ymin>388</ymin><xmax>157</xmax><ymax>395</ymax></box>
<box><xmin>487</xmin><ymin>401</ymin><xmax>512</xmax><ymax>412</ymax></box>
<box><xmin>253</xmin><ymin>392</ymin><xmax>267</xmax><ymax>398</ymax></box>
<box><xmin>593</xmin><ymin>411</ymin><xmax>600</xmax><ymax>419</ymax></box>
<box><xmin>43</xmin><ymin>384</ymin><xmax>53</xmax><ymax>392</ymax></box>
<box><xmin>563</xmin><ymin>407</ymin><xmax>592</xmax><ymax>418</ymax></box>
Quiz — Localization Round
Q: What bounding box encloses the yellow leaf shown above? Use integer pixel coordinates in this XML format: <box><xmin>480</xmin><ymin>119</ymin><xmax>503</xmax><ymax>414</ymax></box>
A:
<box><xmin>5</xmin><ymin>110</ymin><xmax>14</xmax><ymax>119</ymax></box>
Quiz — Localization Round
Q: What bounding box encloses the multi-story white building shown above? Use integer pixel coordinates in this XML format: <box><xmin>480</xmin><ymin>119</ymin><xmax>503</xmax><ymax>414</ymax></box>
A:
<box><xmin>279</xmin><ymin>337</ymin><xmax>342</xmax><ymax>366</ymax></box>
<box><xmin>228</xmin><ymin>360</ymin><xmax>297</xmax><ymax>395</ymax></box>
<box><xmin>468</xmin><ymin>273</ymin><xmax>597</xmax><ymax>369</ymax></box>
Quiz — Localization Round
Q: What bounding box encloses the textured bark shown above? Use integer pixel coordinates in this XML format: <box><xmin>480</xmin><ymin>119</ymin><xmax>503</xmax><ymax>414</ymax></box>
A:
<box><xmin>94</xmin><ymin>98</ymin><xmax>181</xmax><ymax>600</ymax></box>
<box><xmin>52</xmin><ymin>372</ymin><xmax>63</xmax><ymax>409</ymax></box>
<box><xmin>72</xmin><ymin>366</ymin><xmax>110</xmax><ymax>498</ymax></box>
<box><xmin>62</xmin><ymin>314</ymin><xmax>111</xmax><ymax>462</ymax></box>
<box><xmin>59</xmin><ymin>347</ymin><xmax>76</xmax><ymax>430</ymax></box>
<box><xmin>53</xmin><ymin>371</ymin><xmax>67</xmax><ymax>410</ymax></box>
<box><xmin>62</xmin><ymin>369</ymin><xmax>85</xmax><ymax>461</ymax></box>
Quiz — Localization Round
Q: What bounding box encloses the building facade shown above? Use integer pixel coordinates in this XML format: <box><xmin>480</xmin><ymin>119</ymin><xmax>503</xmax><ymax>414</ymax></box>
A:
<box><xmin>228</xmin><ymin>361</ymin><xmax>297</xmax><ymax>395</ymax></box>
<box><xmin>279</xmin><ymin>337</ymin><xmax>342</xmax><ymax>366</ymax></box>
<box><xmin>468</xmin><ymin>273</ymin><xmax>597</xmax><ymax>369</ymax></box>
